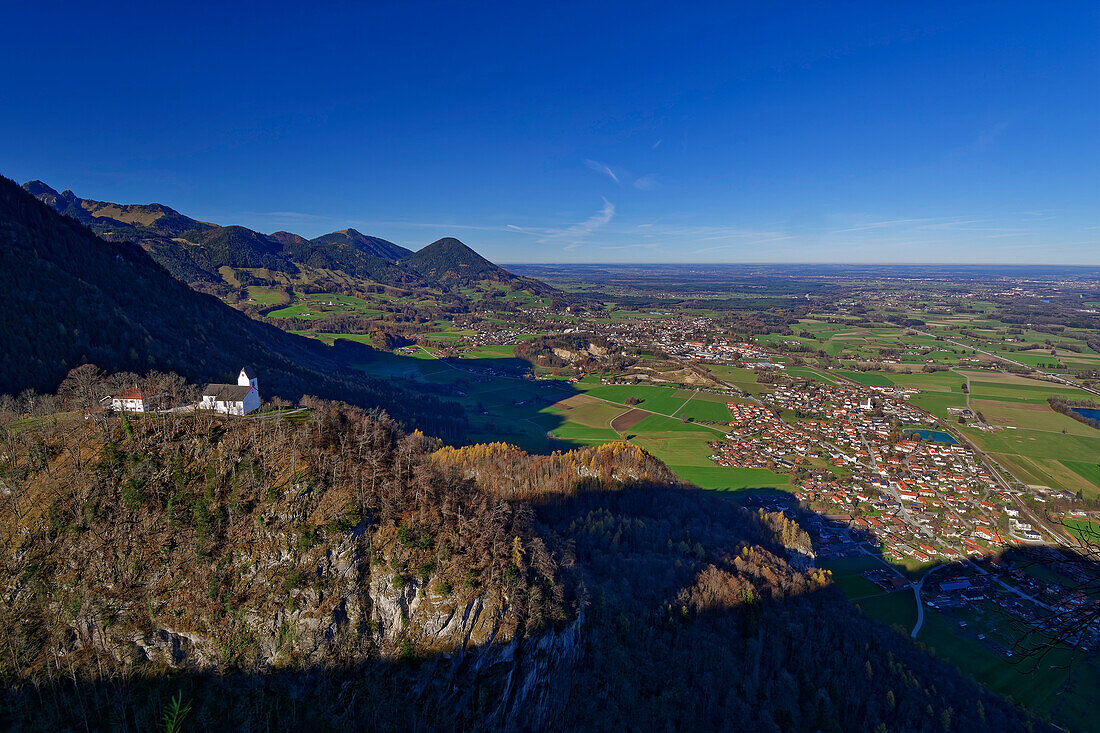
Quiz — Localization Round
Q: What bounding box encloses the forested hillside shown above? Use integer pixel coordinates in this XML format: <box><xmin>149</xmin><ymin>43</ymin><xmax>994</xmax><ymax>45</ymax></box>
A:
<box><xmin>407</xmin><ymin>237</ymin><xmax>519</xmax><ymax>285</ymax></box>
<box><xmin>0</xmin><ymin>176</ymin><xmax>462</xmax><ymax>436</ymax></box>
<box><xmin>0</xmin><ymin>392</ymin><xmax>1048</xmax><ymax>731</ymax></box>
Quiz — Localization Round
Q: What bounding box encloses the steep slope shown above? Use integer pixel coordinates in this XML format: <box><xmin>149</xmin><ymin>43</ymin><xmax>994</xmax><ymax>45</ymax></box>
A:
<box><xmin>23</xmin><ymin>181</ymin><xmax>300</xmax><ymax>281</ymax></box>
<box><xmin>22</xmin><ymin>180</ymin><xmax>223</xmax><ymax>284</ymax></box>
<box><xmin>23</xmin><ymin>182</ymin><xmax>426</xmax><ymax>287</ymax></box>
<box><xmin>0</xmin><ymin>175</ymin><xmax>460</xmax><ymax>432</ymax></box>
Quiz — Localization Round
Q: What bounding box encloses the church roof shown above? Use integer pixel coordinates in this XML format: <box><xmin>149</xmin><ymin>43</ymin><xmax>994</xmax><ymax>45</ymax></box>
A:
<box><xmin>202</xmin><ymin>384</ymin><xmax>252</xmax><ymax>402</ymax></box>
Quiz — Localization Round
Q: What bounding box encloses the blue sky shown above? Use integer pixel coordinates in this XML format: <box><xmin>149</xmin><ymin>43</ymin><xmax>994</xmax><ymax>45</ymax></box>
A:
<box><xmin>1</xmin><ymin>1</ymin><xmax>1097</xmax><ymax>263</ymax></box>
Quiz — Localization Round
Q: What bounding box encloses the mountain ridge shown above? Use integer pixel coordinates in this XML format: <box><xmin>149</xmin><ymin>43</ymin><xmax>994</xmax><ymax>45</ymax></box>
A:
<box><xmin>0</xmin><ymin>175</ymin><xmax>463</xmax><ymax>434</ymax></box>
<box><xmin>22</xmin><ymin>180</ymin><xmax>547</xmax><ymax>293</ymax></box>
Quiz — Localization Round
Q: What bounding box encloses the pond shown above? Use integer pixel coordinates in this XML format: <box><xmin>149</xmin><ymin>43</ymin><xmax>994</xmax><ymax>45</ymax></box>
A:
<box><xmin>1070</xmin><ymin>407</ymin><xmax>1100</xmax><ymax>423</ymax></box>
<box><xmin>903</xmin><ymin>428</ymin><xmax>959</xmax><ymax>445</ymax></box>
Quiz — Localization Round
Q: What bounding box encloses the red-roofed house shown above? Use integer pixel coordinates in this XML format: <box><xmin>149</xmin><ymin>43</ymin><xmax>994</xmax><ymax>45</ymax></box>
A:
<box><xmin>111</xmin><ymin>386</ymin><xmax>150</xmax><ymax>413</ymax></box>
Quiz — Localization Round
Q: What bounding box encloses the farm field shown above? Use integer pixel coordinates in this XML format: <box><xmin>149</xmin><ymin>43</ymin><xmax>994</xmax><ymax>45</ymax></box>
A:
<box><xmin>1063</xmin><ymin>518</ymin><xmax>1100</xmax><ymax>542</ymax></box>
<box><xmin>820</xmin><ymin>555</ymin><xmax>917</xmax><ymax>631</ymax></box>
<box><xmin>784</xmin><ymin>366</ymin><xmax>842</xmax><ymax>383</ymax></box>
<box><xmin>833</xmin><ymin>370</ymin><xmax>893</xmax><ymax>386</ymax></box>
<box><xmin>268</xmin><ymin>291</ymin><xmax>385</xmax><ymax>320</ymax></box>
<box><xmin>403</xmin><ymin>352</ymin><xmax>798</xmax><ymax>494</ymax></box>
<box><xmin>245</xmin><ymin>286</ymin><xmax>289</xmax><ymax>306</ymax></box>
<box><xmin>671</xmin><ymin>393</ymin><xmax>732</xmax><ymax>422</ymax></box>
<box><xmin>915</xmin><ymin>606</ymin><xmax>1100</xmax><ymax>730</ymax></box>
<box><xmin>576</xmin><ymin>383</ymin><xmax>691</xmax><ymax>415</ymax></box>
<box><xmin>816</xmin><ymin>529</ymin><xmax>1100</xmax><ymax>733</ymax></box>
<box><xmin>704</xmin><ymin>364</ymin><xmax>775</xmax><ymax>394</ymax></box>
<box><xmin>341</xmin><ymin>325</ymin><xmax>1100</xmax><ymax>501</ymax></box>
<box><xmin>340</xmin><ymin>344</ymin><xmax>790</xmax><ymax>494</ymax></box>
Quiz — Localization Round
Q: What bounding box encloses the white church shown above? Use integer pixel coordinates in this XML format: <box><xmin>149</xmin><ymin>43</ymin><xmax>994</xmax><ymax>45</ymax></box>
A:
<box><xmin>199</xmin><ymin>368</ymin><xmax>260</xmax><ymax>416</ymax></box>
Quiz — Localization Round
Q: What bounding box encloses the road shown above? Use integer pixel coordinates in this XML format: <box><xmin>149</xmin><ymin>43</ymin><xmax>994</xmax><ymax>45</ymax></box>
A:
<box><xmin>963</xmin><ymin>557</ymin><xmax>1054</xmax><ymax>611</ymax></box>
<box><xmin>955</xmin><ymin>367</ymin><xmax>973</xmax><ymax>411</ymax></box>
<box><xmin>911</xmin><ymin>564</ymin><xmax>947</xmax><ymax>638</ymax></box>
<box><xmin>855</xmin><ymin>543</ymin><xmax>929</xmax><ymax>638</ymax></box>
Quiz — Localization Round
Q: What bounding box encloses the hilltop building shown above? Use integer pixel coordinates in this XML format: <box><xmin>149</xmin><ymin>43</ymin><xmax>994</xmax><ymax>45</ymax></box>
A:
<box><xmin>110</xmin><ymin>386</ymin><xmax>151</xmax><ymax>413</ymax></box>
<box><xmin>200</xmin><ymin>368</ymin><xmax>260</xmax><ymax>416</ymax></box>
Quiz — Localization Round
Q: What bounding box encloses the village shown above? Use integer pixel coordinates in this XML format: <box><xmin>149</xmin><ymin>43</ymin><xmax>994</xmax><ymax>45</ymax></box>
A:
<box><xmin>709</xmin><ymin>380</ymin><xmax>1048</xmax><ymax>564</ymax></box>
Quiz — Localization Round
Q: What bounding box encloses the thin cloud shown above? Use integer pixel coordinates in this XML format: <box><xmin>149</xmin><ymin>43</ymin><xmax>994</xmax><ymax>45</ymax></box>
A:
<box><xmin>584</xmin><ymin>159</ymin><xmax>619</xmax><ymax>184</ymax></box>
<box><xmin>951</xmin><ymin>121</ymin><xmax>1009</xmax><ymax>155</ymax></box>
<box><xmin>241</xmin><ymin>210</ymin><xmax>329</xmax><ymax>222</ymax></box>
<box><xmin>634</xmin><ymin>175</ymin><xmax>659</xmax><ymax>191</ymax></box>
<box><xmin>344</xmin><ymin>219</ymin><xmax>510</xmax><ymax>233</ymax></box>
<box><xmin>558</xmin><ymin>198</ymin><xmax>616</xmax><ymax>250</ymax></box>
<box><xmin>508</xmin><ymin>198</ymin><xmax>616</xmax><ymax>250</ymax></box>
<box><xmin>599</xmin><ymin>242</ymin><xmax>660</xmax><ymax>251</ymax></box>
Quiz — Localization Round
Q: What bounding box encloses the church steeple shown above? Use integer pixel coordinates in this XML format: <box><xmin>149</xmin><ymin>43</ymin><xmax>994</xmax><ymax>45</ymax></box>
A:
<box><xmin>238</xmin><ymin>367</ymin><xmax>258</xmax><ymax>392</ymax></box>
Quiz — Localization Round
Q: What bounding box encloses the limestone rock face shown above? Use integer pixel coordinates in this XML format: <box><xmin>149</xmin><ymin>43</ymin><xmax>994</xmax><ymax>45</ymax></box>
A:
<box><xmin>43</xmin><ymin>517</ymin><xmax>583</xmax><ymax>724</ymax></box>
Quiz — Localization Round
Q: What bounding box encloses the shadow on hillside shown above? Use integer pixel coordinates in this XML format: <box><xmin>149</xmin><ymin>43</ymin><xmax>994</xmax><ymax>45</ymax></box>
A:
<box><xmin>340</xmin><ymin>342</ymin><xmax>1100</xmax><ymax>706</ymax></box>
<box><xmin>4</xmin><ymin>481</ymin><xmax>1087</xmax><ymax>732</ymax></box>
<box><xmin>335</xmin><ymin>341</ymin><xmax>587</xmax><ymax>454</ymax></box>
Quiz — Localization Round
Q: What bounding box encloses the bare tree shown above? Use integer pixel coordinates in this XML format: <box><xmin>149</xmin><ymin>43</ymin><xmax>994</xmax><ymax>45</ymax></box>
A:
<box><xmin>58</xmin><ymin>364</ymin><xmax>108</xmax><ymax>413</ymax></box>
<box><xmin>1007</xmin><ymin>519</ymin><xmax>1100</xmax><ymax>669</ymax></box>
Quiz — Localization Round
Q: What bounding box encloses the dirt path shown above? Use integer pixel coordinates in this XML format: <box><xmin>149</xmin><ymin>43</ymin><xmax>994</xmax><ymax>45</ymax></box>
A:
<box><xmin>669</xmin><ymin>389</ymin><xmax>699</xmax><ymax>417</ymax></box>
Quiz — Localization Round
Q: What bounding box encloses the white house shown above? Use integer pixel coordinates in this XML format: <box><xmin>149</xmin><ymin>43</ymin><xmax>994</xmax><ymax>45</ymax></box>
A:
<box><xmin>200</xmin><ymin>368</ymin><xmax>260</xmax><ymax>416</ymax></box>
<box><xmin>110</xmin><ymin>386</ymin><xmax>150</xmax><ymax>413</ymax></box>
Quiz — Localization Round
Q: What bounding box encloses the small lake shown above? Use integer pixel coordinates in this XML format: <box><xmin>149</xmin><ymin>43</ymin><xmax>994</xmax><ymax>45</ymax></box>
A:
<box><xmin>1070</xmin><ymin>407</ymin><xmax>1100</xmax><ymax>423</ymax></box>
<box><xmin>903</xmin><ymin>428</ymin><xmax>959</xmax><ymax>445</ymax></box>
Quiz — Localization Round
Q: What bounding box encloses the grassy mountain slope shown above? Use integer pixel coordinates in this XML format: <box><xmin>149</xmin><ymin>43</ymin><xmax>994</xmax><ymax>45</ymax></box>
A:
<box><xmin>22</xmin><ymin>180</ymin><xmax>209</xmax><ymax>237</ymax></box>
<box><xmin>0</xmin><ymin>175</ymin><xmax>461</xmax><ymax>433</ymax></box>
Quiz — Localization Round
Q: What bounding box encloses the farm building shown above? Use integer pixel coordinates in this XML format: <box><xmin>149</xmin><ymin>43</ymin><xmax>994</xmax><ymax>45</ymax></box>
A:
<box><xmin>110</xmin><ymin>386</ymin><xmax>152</xmax><ymax>413</ymax></box>
<box><xmin>200</xmin><ymin>367</ymin><xmax>260</xmax><ymax>416</ymax></box>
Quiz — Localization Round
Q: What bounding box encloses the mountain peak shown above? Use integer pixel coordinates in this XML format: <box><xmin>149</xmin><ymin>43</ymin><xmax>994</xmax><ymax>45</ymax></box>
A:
<box><xmin>22</xmin><ymin>180</ymin><xmax>74</xmax><ymax>209</ymax></box>
<box><xmin>22</xmin><ymin>180</ymin><xmax>60</xmax><ymax>198</ymax></box>
<box><xmin>406</xmin><ymin>237</ymin><xmax>509</xmax><ymax>284</ymax></box>
<box><xmin>426</xmin><ymin>236</ymin><xmax>472</xmax><ymax>250</ymax></box>
<box><xmin>268</xmin><ymin>230</ymin><xmax>310</xmax><ymax>247</ymax></box>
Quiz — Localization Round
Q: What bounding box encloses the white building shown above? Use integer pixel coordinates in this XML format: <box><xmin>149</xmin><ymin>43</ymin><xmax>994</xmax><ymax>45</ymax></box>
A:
<box><xmin>110</xmin><ymin>386</ymin><xmax>150</xmax><ymax>413</ymax></box>
<box><xmin>200</xmin><ymin>368</ymin><xmax>260</xmax><ymax>416</ymax></box>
